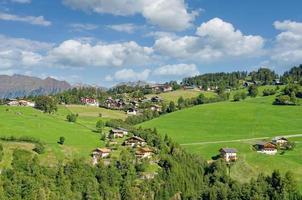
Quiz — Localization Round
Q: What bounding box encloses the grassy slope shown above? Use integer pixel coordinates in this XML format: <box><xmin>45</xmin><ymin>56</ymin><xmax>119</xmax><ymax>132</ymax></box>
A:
<box><xmin>145</xmin><ymin>89</ymin><xmax>216</xmax><ymax>103</ymax></box>
<box><xmin>141</xmin><ymin>96</ymin><xmax>302</xmax><ymax>144</ymax></box>
<box><xmin>0</xmin><ymin>106</ymin><xmax>105</xmax><ymax>166</ymax></box>
<box><xmin>140</xmin><ymin>94</ymin><xmax>302</xmax><ymax>190</ymax></box>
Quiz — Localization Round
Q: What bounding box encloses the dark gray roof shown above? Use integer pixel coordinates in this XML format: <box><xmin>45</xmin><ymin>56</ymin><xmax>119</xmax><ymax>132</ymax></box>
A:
<box><xmin>220</xmin><ymin>148</ymin><xmax>237</xmax><ymax>153</ymax></box>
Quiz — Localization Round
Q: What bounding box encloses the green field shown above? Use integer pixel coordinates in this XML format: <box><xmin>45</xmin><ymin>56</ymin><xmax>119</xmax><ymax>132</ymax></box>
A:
<box><xmin>140</xmin><ymin>95</ymin><xmax>302</xmax><ymax>189</ymax></box>
<box><xmin>0</xmin><ymin>105</ymin><xmax>113</xmax><ymax>167</ymax></box>
<box><xmin>145</xmin><ymin>89</ymin><xmax>216</xmax><ymax>103</ymax></box>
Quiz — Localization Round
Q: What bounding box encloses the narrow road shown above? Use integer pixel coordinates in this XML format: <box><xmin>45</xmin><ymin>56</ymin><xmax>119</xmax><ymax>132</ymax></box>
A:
<box><xmin>180</xmin><ymin>134</ymin><xmax>302</xmax><ymax>146</ymax></box>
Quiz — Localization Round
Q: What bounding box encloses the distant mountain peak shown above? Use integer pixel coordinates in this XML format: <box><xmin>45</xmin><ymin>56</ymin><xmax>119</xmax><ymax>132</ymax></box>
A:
<box><xmin>0</xmin><ymin>74</ymin><xmax>71</xmax><ymax>98</ymax></box>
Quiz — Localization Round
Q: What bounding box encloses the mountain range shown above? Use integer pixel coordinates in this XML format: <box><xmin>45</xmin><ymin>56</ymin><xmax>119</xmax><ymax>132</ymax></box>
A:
<box><xmin>0</xmin><ymin>74</ymin><xmax>71</xmax><ymax>98</ymax></box>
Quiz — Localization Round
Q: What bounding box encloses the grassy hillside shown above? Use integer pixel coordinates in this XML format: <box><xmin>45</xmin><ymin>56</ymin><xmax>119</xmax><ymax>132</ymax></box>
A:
<box><xmin>0</xmin><ymin>105</ymin><xmax>105</xmax><ymax>167</ymax></box>
<box><xmin>140</xmin><ymin>95</ymin><xmax>302</xmax><ymax>190</ymax></box>
<box><xmin>141</xmin><ymin>96</ymin><xmax>302</xmax><ymax>143</ymax></box>
<box><xmin>145</xmin><ymin>89</ymin><xmax>216</xmax><ymax>103</ymax></box>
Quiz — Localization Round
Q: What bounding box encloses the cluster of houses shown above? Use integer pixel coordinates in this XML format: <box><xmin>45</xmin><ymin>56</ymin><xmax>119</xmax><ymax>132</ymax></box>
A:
<box><xmin>219</xmin><ymin>137</ymin><xmax>290</xmax><ymax>162</ymax></box>
<box><xmin>92</xmin><ymin>128</ymin><xmax>154</xmax><ymax>165</ymax></box>
<box><xmin>150</xmin><ymin>84</ymin><xmax>173</xmax><ymax>93</ymax></box>
<box><xmin>6</xmin><ymin>99</ymin><xmax>35</xmax><ymax>107</ymax></box>
<box><xmin>80</xmin><ymin>97</ymin><xmax>99</xmax><ymax>107</ymax></box>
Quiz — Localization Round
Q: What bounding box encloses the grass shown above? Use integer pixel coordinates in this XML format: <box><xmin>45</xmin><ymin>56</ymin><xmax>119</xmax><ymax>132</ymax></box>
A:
<box><xmin>145</xmin><ymin>89</ymin><xmax>217</xmax><ymax>103</ymax></box>
<box><xmin>140</xmin><ymin>92</ymin><xmax>302</xmax><ymax>189</ymax></box>
<box><xmin>0</xmin><ymin>105</ymin><xmax>105</xmax><ymax>166</ymax></box>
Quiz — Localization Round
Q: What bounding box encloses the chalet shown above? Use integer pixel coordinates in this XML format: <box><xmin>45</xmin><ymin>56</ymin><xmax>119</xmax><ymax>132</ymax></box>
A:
<box><xmin>92</xmin><ymin>148</ymin><xmax>111</xmax><ymax>165</ymax></box>
<box><xmin>273</xmin><ymin>79</ymin><xmax>283</xmax><ymax>85</ymax></box>
<box><xmin>219</xmin><ymin>148</ymin><xmax>237</xmax><ymax>162</ymax></box>
<box><xmin>183</xmin><ymin>85</ymin><xmax>195</xmax><ymax>90</ymax></box>
<box><xmin>135</xmin><ymin>147</ymin><xmax>153</xmax><ymax>159</ymax></box>
<box><xmin>127</xmin><ymin>108</ymin><xmax>137</xmax><ymax>115</ymax></box>
<box><xmin>81</xmin><ymin>97</ymin><xmax>99</xmax><ymax>106</ymax></box>
<box><xmin>150</xmin><ymin>105</ymin><xmax>162</xmax><ymax>112</ymax></box>
<box><xmin>272</xmin><ymin>137</ymin><xmax>288</xmax><ymax>146</ymax></box>
<box><xmin>243</xmin><ymin>81</ymin><xmax>255</xmax><ymax>87</ymax></box>
<box><xmin>110</xmin><ymin>129</ymin><xmax>125</xmax><ymax>138</ymax></box>
<box><xmin>162</xmin><ymin>85</ymin><xmax>173</xmax><ymax>92</ymax></box>
<box><xmin>124</xmin><ymin>136</ymin><xmax>146</xmax><ymax>147</ymax></box>
<box><xmin>105</xmin><ymin>97</ymin><xmax>125</xmax><ymax>109</ymax></box>
<box><xmin>7</xmin><ymin>99</ymin><xmax>35</xmax><ymax>107</ymax></box>
<box><xmin>117</xmin><ymin>127</ymin><xmax>129</xmax><ymax>136</ymax></box>
<box><xmin>130</xmin><ymin>100</ymin><xmax>139</xmax><ymax>108</ymax></box>
<box><xmin>254</xmin><ymin>142</ymin><xmax>277</xmax><ymax>155</ymax></box>
<box><xmin>151</xmin><ymin>96</ymin><xmax>162</xmax><ymax>103</ymax></box>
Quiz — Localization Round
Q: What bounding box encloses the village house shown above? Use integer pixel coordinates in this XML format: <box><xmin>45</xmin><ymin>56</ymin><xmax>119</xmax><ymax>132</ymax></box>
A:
<box><xmin>150</xmin><ymin>105</ymin><xmax>162</xmax><ymax>112</ymax></box>
<box><xmin>183</xmin><ymin>85</ymin><xmax>195</xmax><ymax>90</ymax></box>
<box><xmin>219</xmin><ymin>148</ymin><xmax>238</xmax><ymax>162</ymax></box>
<box><xmin>127</xmin><ymin>108</ymin><xmax>137</xmax><ymax>115</ymax></box>
<box><xmin>273</xmin><ymin>79</ymin><xmax>283</xmax><ymax>85</ymax></box>
<box><xmin>272</xmin><ymin>137</ymin><xmax>288</xmax><ymax>146</ymax></box>
<box><xmin>109</xmin><ymin>129</ymin><xmax>125</xmax><ymax>138</ymax></box>
<box><xmin>151</xmin><ymin>96</ymin><xmax>162</xmax><ymax>103</ymax></box>
<box><xmin>92</xmin><ymin>148</ymin><xmax>111</xmax><ymax>165</ymax></box>
<box><xmin>135</xmin><ymin>147</ymin><xmax>153</xmax><ymax>159</ymax></box>
<box><xmin>254</xmin><ymin>142</ymin><xmax>277</xmax><ymax>155</ymax></box>
<box><xmin>162</xmin><ymin>85</ymin><xmax>173</xmax><ymax>92</ymax></box>
<box><xmin>81</xmin><ymin>97</ymin><xmax>99</xmax><ymax>107</ymax></box>
<box><xmin>7</xmin><ymin>99</ymin><xmax>35</xmax><ymax>107</ymax></box>
<box><xmin>117</xmin><ymin>127</ymin><xmax>128</xmax><ymax>135</ymax></box>
<box><xmin>124</xmin><ymin>136</ymin><xmax>146</xmax><ymax>147</ymax></box>
<box><xmin>150</xmin><ymin>84</ymin><xmax>173</xmax><ymax>93</ymax></box>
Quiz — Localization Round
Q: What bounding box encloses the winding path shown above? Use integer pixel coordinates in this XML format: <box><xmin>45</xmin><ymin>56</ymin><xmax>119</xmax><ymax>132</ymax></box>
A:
<box><xmin>180</xmin><ymin>134</ymin><xmax>302</xmax><ymax>146</ymax></box>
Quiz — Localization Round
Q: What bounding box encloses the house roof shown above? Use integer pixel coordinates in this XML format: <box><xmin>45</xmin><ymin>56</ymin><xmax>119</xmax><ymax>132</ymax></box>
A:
<box><xmin>94</xmin><ymin>148</ymin><xmax>111</xmax><ymax>153</ymax></box>
<box><xmin>220</xmin><ymin>148</ymin><xmax>237</xmax><ymax>153</ymax></box>
<box><xmin>117</xmin><ymin>127</ymin><xmax>128</xmax><ymax>132</ymax></box>
<box><xmin>126</xmin><ymin>136</ymin><xmax>145</xmax><ymax>142</ymax></box>
<box><xmin>272</xmin><ymin>136</ymin><xmax>288</xmax><ymax>141</ymax></box>
<box><xmin>111</xmin><ymin>129</ymin><xmax>124</xmax><ymax>133</ymax></box>
<box><xmin>136</xmin><ymin>147</ymin><xmax>153</xmax><ymax>154</ymax></box>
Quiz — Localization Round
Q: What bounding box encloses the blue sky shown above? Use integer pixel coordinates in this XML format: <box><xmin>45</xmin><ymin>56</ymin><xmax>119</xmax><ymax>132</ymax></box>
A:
<box><xmin>0</xmin><ymin>0</ymin><xmax>302</xmax><ymax>87</ymax></box>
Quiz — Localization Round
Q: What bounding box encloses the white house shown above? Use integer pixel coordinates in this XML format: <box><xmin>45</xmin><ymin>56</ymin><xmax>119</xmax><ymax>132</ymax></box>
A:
<box><xmin>127</xmin><ymin>108</ymin><xmax>137</xmax><ymax>115</ymax></box>
<box><xmin>219</xmin><ymin>148</ymin><xmax>237</xmax><ymax>162</ymax></box>
<box><xmin>92</xmin><ymin>148</ymin><xmax>111</xmax><ymax>165</ymax></box>
<box><xmin>272</xmin><ymin>137</ymin><xmax>288</xmax><ymax>146</ymax></box>
<box><xmin>254</xmin><ymin>142</ymin><xmax>277</xmax><ymax>155</ymax></box>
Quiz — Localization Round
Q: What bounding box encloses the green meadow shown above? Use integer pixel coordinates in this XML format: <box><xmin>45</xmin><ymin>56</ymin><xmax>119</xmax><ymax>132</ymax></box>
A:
<box><xmin>145</xmin><ymin>89</ymin><xmax>217</xmax><ymax>103</ymax></box>
<box><xmin>0</xmin><ymin>105</ymin><xmax>117</xmax><ymax>167</ymax></box>
<box><xmin>140</xmin><ymin>94</ymin><xmax>302</xmax><ymax>189</ymax></box>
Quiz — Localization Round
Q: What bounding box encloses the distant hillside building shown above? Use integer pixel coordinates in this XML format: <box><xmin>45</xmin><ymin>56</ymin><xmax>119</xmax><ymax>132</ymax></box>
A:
<box><xmin>219</xmin><ymin>148</ymin><xmax>237</xmax><ymax>162</ymax></box>
<box><xmin>272</xmin><ymin>137</ymin><xmax>288</xmax><ymax>146</ymax></box>
<box><xmin>136</xmin><ymin>147</ymin><xmax>153</xmax><ymax>159</ymax></box>
<box><xmin>7</xmin><ymin>99</ymin><xmax>35</xmax><ymax>107</ymax></box>
<box><xmin>254</xmin><ymin>142</ymin><xmax>277</xmax><ymax>155</ymax></box>
<box><xmin>92</xmin><ymin>148</ymin><xmax>111</xmax><ymax>165</ymax></box>
<box><xmin>127</xmin><ymin>108</ymin><xmax>137</xmax><ymax>115</ymax></box>
<box><xmin>81</xmin><ymin>97</ymin><xmax>99</xmax><ymax>106</ymax></box>
<box><xmin>150</xmin><ymin>105</ymin><xmax>162</xmax><ymax>112</ymax></box>
<box><xmin>124</xmin><ymin>136</ymin><xmax>146</xmax><ymax>147</ymax></box>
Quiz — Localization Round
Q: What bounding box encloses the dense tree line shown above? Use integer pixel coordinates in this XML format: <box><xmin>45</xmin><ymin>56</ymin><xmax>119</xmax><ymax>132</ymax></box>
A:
<box><xmin>0</xmin><ymin>126</ymin><xmax>300</xmax><ymax>199</ymax></box>
<box><xmin>250</xmin><ymin>68</ymin><xmax>278</xmax><ymax>85</ymax></box>
<box><xmin>182</xmin><ymin>71</ymin><xmax>248</xmax><ymax>89</ymax></box>
<box><xmin>281</xmin><ymin>64</ymin><xmax>302</xmax><ymax>84</ymax></box>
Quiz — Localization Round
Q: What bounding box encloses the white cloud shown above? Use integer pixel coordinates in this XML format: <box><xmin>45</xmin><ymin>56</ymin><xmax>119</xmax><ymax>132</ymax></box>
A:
<box><xmin>154</xmin><ymin>18</ymin><xmax>264</xmax><ymax>62</ymax></box>
<box><xmin>0</xmin><ymin>35</ymin><xmax>52</xmax><ymax>69</ymax></box>
<box><xmin>69</xmin><ymin>23</ymin><xmax>98</xmax><ymax>31</ymax></box>
<box><xmin>63</xmin><ymin>0</ymin><xmax>197</xmax><ymax>31</ymax></box>
<box><xmin>46</xmin><ymin>39</ymin><xmax>154</xmax><ymax>68</ymax></box>
<box><xmin>0</xmin><ymin>12</ymin><xmax>51</xmax><ymax>26</ymax></box>
<box><xmin>0</xmin><ymin>34</ymin><xmax>54</xmax><ymax>51</ymax></box>
<box><xmin>106</xmin><ymin>69</ymin><xmax>151</xmax><ymax>82</ymax></box>
<box><xmin>154</xmin><ymin>63</ymin><xmax>199</xmax><ymax>76</ymax></box>
<box><xmin>270</xmin><ymin>20</ymin><xmax>302</xmax><ymax>65</ymax></box>
<box><xmin>107</xmin><ymin>23</ymin><xmax>137</xmax><ymax>33</ymax></box>
<box><xmin>10</xmin><ymin>0</ymin><xmax>31</xmax><ymax>3</ymax></box>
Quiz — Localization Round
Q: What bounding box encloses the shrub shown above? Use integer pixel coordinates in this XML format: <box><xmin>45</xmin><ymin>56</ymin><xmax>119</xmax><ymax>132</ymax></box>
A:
<box><xmin>263</xmin><ymin>88</ymin><xmax>276</xmax><ymax>96</ymax></box>
<box><xmin>66</xmin><ymin>113</ymin><xmax>78</xmax><ymax>122</ymax></box>
<box><xmin>33</xmin><ymin>143</ymin><xmax>45</xmax><ymax>154</ymax></box>
<box><xmin>0</xmin><ymin>143</ymin><xmax>3</xmax><ymax>161</ymax></box>
<box><xmin>58</xmin><ymin>137</ymin><xmax>65</xmax><ymax>145</ymax></box>
<box><xmin>96</xmin><ymin>120</ymin><xmax>104</xmax><ymax>133</ymax></box>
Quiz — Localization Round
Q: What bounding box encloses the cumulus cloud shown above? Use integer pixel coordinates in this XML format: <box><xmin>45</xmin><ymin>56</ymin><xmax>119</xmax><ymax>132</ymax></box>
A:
<box><xmin>45</xmin><ymin>39</ymin><xmax>154</xmax><ymax>68</ymax></box>
<box><xmin>0</xmin><ymin>35</ymin><xmax>52</xmax><ymax>69</ymax></box>
<box><xmin>154</xmin><ymin>18</ymin><xmax>264</xmax><ymax>62</ymax></box>
<box><xmin>107</xmin><ymin>23</ymin><xmax>137</xmax><ymax>33</ymax></box>
<box><xmin>69</xmin><ymin>23</ymin><xmax>98</xmax><ymax>31</ymax></box>
<box><xmin>62</xmin><ymin>0</ymin><xmax>197</xmax><ymax>31</ymax></box>
<box><xmin>270</xmin><ymin>20</ymin><xmax>302</xmax><ymax>65</ymax></box>
<box><xmin>0</xmin><ymin>12</ymin><xmax>51</xmax><ymax>26</ymax></box>
<box><xmin>105</xmin><ymin>69</ymin><xmax>151</xmax><ymax>82</ymax></box>
<box><xmin>154</xmin><ymin>63</ymin><xmax>199</xmax><ymax>76</ymax></box>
